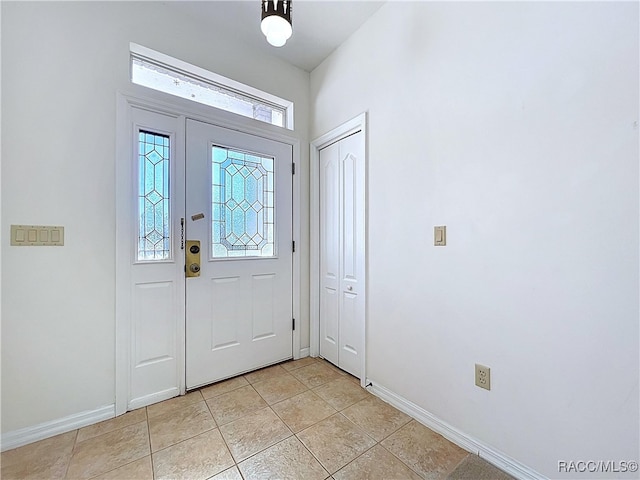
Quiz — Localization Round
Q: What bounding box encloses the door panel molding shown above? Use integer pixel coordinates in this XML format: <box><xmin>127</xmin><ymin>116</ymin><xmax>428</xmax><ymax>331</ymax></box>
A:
<box><xmin>116</xmin><ymin>90</ymin><xmax>302</xmax><ymax>416</ymax></box>
<box><xmin>310</xmin><ymin>113</ymin><xmax>367</xmax><ymax>385</ymax></box>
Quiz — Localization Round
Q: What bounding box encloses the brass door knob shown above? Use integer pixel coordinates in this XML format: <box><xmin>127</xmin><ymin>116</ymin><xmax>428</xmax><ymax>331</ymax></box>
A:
<box><xmin>185</xmin><ymin>240</ymin><xmax>201</xmax><ymax>278</ymax></box>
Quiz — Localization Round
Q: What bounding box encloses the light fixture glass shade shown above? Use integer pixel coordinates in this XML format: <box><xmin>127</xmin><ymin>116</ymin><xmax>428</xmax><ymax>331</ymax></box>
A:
<box><xmin>261</xmin><ymin>0</ymin><xmax>292</xmax><ymax>47</ymax></box>
<box><xmin>261</xmin><ymin>15</ymin><xmax>292</xmax><ymax>47</ymax></box>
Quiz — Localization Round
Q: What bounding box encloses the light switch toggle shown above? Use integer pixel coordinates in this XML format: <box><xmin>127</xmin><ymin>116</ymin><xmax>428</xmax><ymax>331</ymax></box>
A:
<box><xmin>434</xmin><ymin>226</ymin><xmax>446</xmax><ymax>246</ymax></box>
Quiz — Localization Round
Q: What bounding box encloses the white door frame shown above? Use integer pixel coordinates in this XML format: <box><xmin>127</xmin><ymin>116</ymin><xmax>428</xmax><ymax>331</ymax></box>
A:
<box><xmin>310</xmin><ymin>112</ymin><xmax>367</xmax><ymax>387</ymax></box>
<box><xmin>116</xmin><ymin>87</ymin><xmax>302</xmax><ymax>415</ymax></box>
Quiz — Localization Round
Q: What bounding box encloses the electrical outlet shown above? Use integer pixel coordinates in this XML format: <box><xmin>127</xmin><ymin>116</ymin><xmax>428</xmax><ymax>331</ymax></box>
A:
<box><xmin>475</xmin><ymin>364</ymin><xmax>491</xmax><ymax>390</ymax></box>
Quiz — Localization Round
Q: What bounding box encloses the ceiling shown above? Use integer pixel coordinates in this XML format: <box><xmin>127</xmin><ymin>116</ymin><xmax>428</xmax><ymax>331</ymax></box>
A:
<box><xmin>166</xmin><ymin>1</ymin><xmax>385</xmax><ymax>72</ymax></box>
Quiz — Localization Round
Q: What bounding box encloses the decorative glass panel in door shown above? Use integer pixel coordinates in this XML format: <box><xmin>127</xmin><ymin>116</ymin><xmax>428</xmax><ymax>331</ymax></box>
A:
<box><xmin>212</xmin><ymin>146</ymin><xmax>275</xmax><ymax>258</ymax></box>
<box><xmin>137</xmin><ymin>131</ymin><xmax>170</xmax><ymax>261</ymax></box>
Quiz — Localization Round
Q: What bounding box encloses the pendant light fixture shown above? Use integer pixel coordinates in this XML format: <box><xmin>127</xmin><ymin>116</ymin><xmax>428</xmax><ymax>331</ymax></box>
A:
<box><xmin>261</xmin><ymin>0</ymin><xmax>292</xmax><ymax>47</ymax></box>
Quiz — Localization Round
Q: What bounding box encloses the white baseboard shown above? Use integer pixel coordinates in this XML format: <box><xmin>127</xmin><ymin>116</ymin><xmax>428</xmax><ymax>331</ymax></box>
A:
<box><xmin>366</xmin><ymin>379</ymin><xmax>546</xmax><ymax>480</ymax></box>
<box><xmin>1</xmin><ymin>404</ymin><xmax>115</xmax><ymax>452</ymax></box>
<box><xmin>128</xmin><ymin>387</ymin><xmax>179</xmax><ymax>411</ymax></box>
<box><xmin>299</xmin><ymin>347</ymin><xmax>310</xmax><ymax>358</ymax></box>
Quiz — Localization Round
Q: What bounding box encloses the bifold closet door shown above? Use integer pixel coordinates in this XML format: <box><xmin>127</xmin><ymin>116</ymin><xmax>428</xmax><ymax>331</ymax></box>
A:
<box><xmin>319</xmin><ymin>131</ymin><xmax>364</xmax><ymax>378</ymax></box>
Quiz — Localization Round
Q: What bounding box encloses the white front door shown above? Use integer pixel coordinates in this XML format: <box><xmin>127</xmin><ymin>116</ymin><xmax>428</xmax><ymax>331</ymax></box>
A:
<box><xmin>185</xmin><ymin>119</ymin><xmax>293</xmax><ymax>389</ymax></box>
<box><xmin>319</xmin><ymin>130</ymin><xmax>365</xmax><ymax>378</ymax></box>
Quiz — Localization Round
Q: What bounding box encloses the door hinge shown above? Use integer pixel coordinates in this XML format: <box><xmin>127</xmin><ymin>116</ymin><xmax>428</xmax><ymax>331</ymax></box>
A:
<box><xmin>292</xmin><ymin>162</ymin><xmax>296</xmax><ymax>175</ymax></box>
<box><xmin>292</xmin><ymin>318</ymin><xmax>295</xmax><ymax>331</ymax></box>
<box><xmin>292</xmin><ymin>240</ymin><xmax>295</xmax><ymax>253</ymax></box>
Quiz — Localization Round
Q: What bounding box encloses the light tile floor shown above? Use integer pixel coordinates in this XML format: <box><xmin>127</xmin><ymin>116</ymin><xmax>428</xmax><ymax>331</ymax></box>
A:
<box><xmin>2</xmin><ymin>358</ymin><xmax>515</xmax><ymax>480</ymax></box>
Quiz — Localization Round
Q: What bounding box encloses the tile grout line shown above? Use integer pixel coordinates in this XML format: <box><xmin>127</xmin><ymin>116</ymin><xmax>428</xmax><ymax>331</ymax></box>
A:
<box><xmin>146</xmin><ymin>406</ymin><xmax>156</xmax><ymax>480</ymax></box>
<box><xmin>295</xmin><ymin>401</ymin><xmax>419</xmax><ymax>478</ymax></box>
<box><xmin>147</xmin><ymin>422</ymin><xmax>217</xmax><ymax>454</ymax></box>
<box><xmin>293</xmin><ymin>430</ymin><xmax>332</xmax><ymax>478</ymax></box>
<box><xmin>148</xmin><ymin>398</ymin><xmax>231</xmax><ymax>480</ymax></box>
<box><xmin>377</xmin><ymin>441</ymin><xmax>426</xmax><ymax>479</ymax></box>
<box><xmin>201</xmin><ymin>395</ymin><xmax>220</xmax><ymax>430</ymax></box>
<box><xmin>200</xmin><ymin>379</ymin><xmax>249</xmax><ymax>402</ymax></box>
<box><xmin>329</xmin><ymin>389</ymin><xmax>422</xmax><ymax>477</ymax></box>
<box><xmin>376</xmin><ymin>421</ymin><xmax>430</xmax><ymax>480</ymax></box>
<box><xmin>62</xmin><ymin>429</ymin><xmax>79</xmax><ymax>480</ymax></box>
<box><xmin>215</xmin><ymin>377</ymin><xmax>336</xmax><ymax>476</ymax></box>
<box><xmin>231</xmin><ymin>409</ymin><xmax>297</xmax><ymax>467</ymax></box>
<box><xmin>71</xmin><ymin>421</ymin><xmax>151</xmax><ymax>480</ymax></box>
<box><xmin>215</xmin><ymin>403</ymin><xmax>290</xmax><ymax>469</ymax></box>
<box><xmin>331</xmin><ymin>442</ymin><xmax>378</xmax><ymax>478</ymax></box>
<box><xmin>85</xmin><ymin>455</ymin><xmax>150</xmax><ymax>480</ymax></box>
<box><xmin>442</xmin><ymin>450</ymin><xmax>472</xmax><ymax>479</ymax></box>
<box><xmin>294</xmin><ymin>411</ymin><xmax>375</xmax><ymax>476</ymax></box>
<box><xmin>251</xmin><ymin>371</ymin><xmax>311</xmax><ymax>405</ymax></box>
<box><xmin>214</xmin><ymin>414</ymin><xmax>241</xmax><ymax>480</ymax></box>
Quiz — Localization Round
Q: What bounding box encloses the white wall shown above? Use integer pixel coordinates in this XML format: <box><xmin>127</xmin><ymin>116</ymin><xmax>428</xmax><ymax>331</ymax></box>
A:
<box><xmin>1</xmin><ymin>1</ymin><xmax>310</xmax><ymax>433</ymax></box>
<box><xmin>311</xmin><ymin>2</ymin><xmax>639</xmax><ymax>478</ymax></box>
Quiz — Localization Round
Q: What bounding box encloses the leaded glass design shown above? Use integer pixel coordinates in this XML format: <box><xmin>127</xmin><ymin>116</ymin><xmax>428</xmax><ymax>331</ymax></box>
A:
<box><xmin>212</xmin><ymin>146</ymin><xmax>275</xmax><ymax>258</ymax></box>
<box><xmin>137</xmin><ymin>131</ymin><xmax>171</xmax><ymax>261</ymax></box>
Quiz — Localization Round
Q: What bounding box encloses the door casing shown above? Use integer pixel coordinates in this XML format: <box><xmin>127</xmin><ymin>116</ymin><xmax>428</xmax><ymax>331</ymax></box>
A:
<box><xmin>115</xmin><ymin>88</ymin><xmax>302</xmax><ymax>416</ymax></box>
<box><xmin>310</xmin><ymin>112</ymin><xmax>367</xmax><ymax>387</ymax></box>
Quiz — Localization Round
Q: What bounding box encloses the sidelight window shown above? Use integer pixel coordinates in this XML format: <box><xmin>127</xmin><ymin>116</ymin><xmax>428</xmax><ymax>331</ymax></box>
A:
<box><xmin>137</xmin><ymin>131</ymin><xmax>171</xmax><ymax>261</ymax></box>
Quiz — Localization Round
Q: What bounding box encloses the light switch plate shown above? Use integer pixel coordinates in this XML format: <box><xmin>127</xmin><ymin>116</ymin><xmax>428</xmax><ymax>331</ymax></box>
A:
<box><xmin>434</xmin><ymin>226</ymin><xmax>446</xmax><ymax>246</ymax></box>
<box><xmin>11</xmin><ymin>225</ymin><xmax>64</xmax><ymax>246</ymax></box>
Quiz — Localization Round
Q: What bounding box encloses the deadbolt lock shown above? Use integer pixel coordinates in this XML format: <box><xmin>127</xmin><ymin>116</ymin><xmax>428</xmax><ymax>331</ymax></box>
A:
<box><xmin>185</xmin><ymin>240</ymin><xmax>201</xmax><ymax>278</ymax></box>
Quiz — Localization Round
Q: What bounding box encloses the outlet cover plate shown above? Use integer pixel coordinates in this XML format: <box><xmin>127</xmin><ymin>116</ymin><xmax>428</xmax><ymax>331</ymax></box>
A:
<box><xmin>475</xmin><ymin>364</ymin><xmax>490</xmax><ymax>390</ymax></box>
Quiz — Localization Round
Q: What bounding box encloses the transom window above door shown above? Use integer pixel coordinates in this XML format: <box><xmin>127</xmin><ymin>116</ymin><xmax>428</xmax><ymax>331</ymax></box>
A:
<box><xmin>130</xmin><ymin>43</ymin><xmax>293</xmax><ymax>129</ymax></box>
